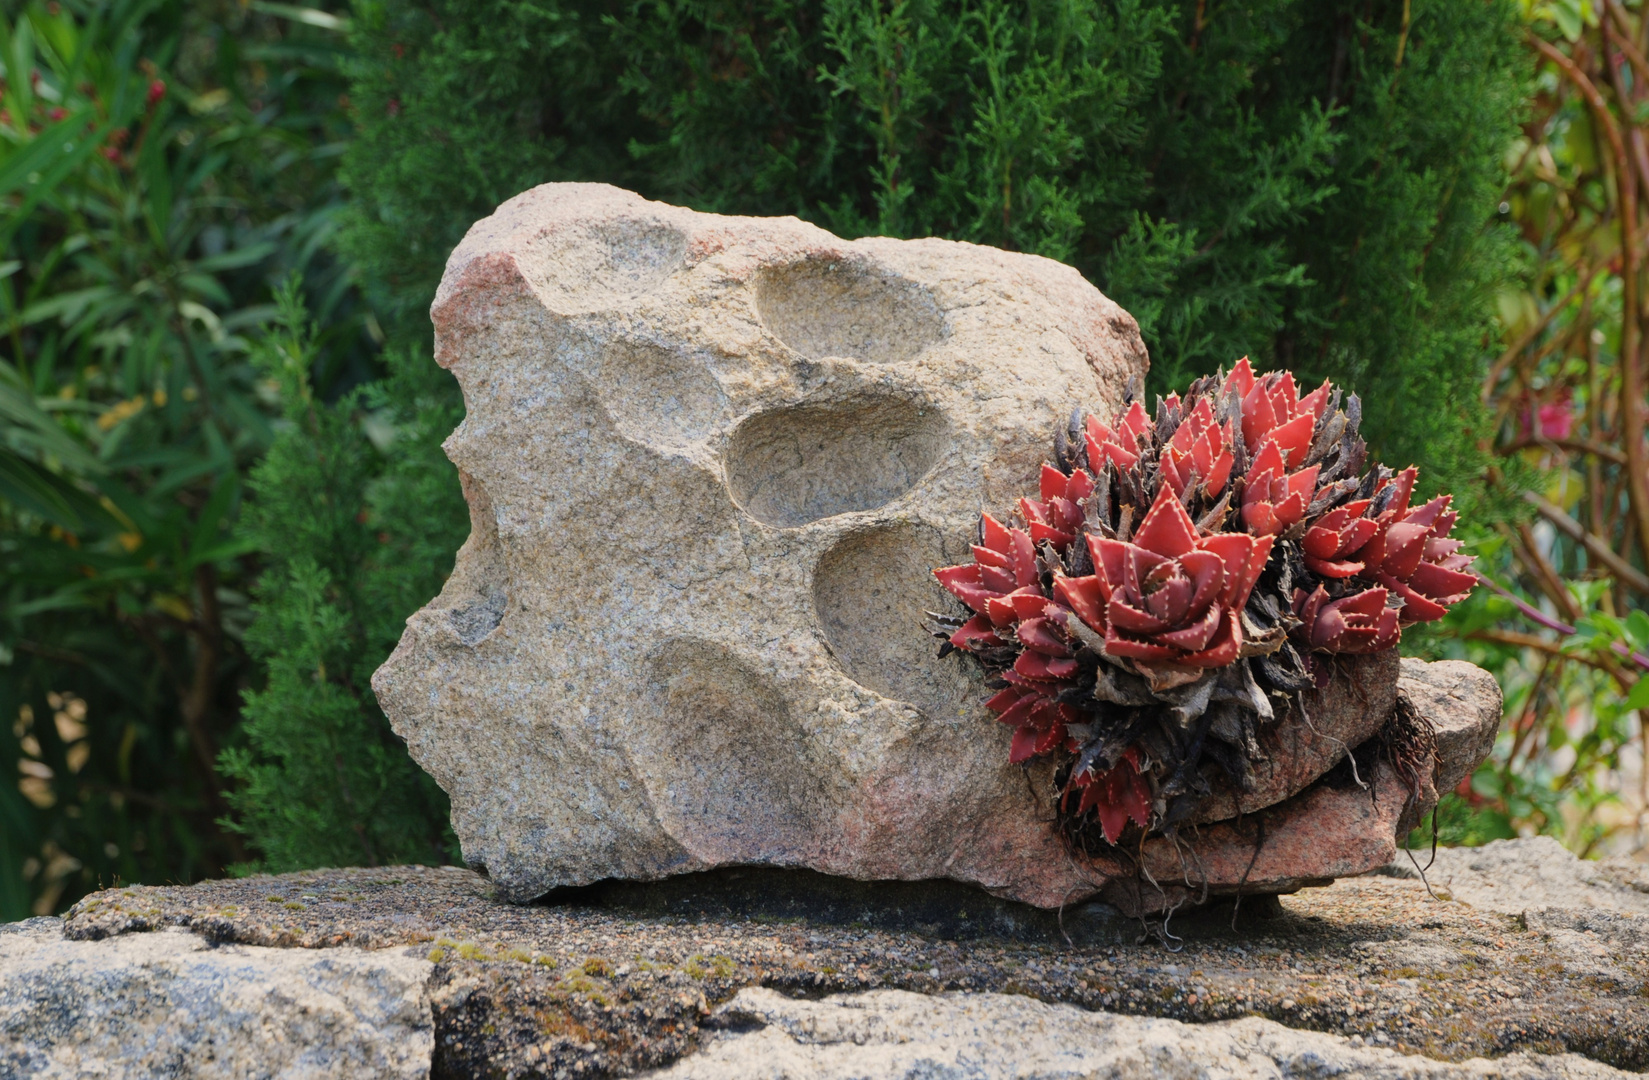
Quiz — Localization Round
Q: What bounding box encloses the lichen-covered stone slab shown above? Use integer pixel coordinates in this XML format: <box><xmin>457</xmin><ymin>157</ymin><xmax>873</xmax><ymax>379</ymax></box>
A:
<box><xmin>657</xmin><ymin>986</ymin><xmax>1625</xmax><ymax>1080</ymax></box>
<box><xmin>27</xmin><ymin>841</ymin><xmax>1649</xmax><ymax>1077</ymax></box>
<box><xmin>0</xmin><ymin>919</ymin><xmax>432</xmax><ymax>1079</ymax></box>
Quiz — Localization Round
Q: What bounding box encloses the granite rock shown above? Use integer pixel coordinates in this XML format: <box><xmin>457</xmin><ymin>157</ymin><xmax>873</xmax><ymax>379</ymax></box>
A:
<box><xmin>1397</xmin><ymin>657</ymin><xmax>1504</xmax><ymax>795</ymax></box>
<box><xmin>0</xmin><ymin>919</ymin><xmax>432</xmax><ymax>1079</ymax></box>
<box><xmin>657</xmin><ymin>985</ymin><xmax>1628</xmax><ymax>1080</ymax></box>
<box><xmin>1385</xmin><ymin>834</ymin><xmax>1649</xmax><ymax>916</ymax></box>
<box><xmin>370</xmin><ymin>181</ymin><xmax>1150</xmax><ymax>910</ymax></box>
<box><xmin>369</xmin><ymin>182</ymin><xmax>1499</xmax><ymax>912</ymax></box>
<box><xmin>9</xmin><ymin>842</ymin><xmax>1649</xmax><ymax>1078</ymax></box>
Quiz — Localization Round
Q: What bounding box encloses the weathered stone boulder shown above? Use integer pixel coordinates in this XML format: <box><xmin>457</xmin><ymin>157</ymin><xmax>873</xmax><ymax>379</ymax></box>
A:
<box><xmin>370</xmin><ymin>182</ymin><xmax>1499</xmax><ymax>912</ymax></box>
<box><xmin>1398</xmin><ymin>657</ymin><xmax>1504</xmax><ymax>795</ymax></box>
<box><xmin>371</xmin><ymin>182</ymin><xmax>1149</xmax><ymax>910</ymax></box>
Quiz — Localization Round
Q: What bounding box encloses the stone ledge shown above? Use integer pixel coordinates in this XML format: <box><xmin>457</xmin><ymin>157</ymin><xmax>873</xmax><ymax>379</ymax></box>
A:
<box><xmin>3</xmin><ymin>838</ymin><xmax>1647</xmax><ymax>1078</ymax></box>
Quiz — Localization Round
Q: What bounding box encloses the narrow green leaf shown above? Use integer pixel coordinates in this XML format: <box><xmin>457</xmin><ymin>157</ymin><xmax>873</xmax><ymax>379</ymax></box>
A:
<box><xmin>1623</xmin><ymin>676</ymin><xmax>1649</xmax><ymax>714</ymax></box>
<box><xmin>192</xmin><ymin>242</ymin><xmax>279</xmax><ymax>274</ymax></box>
<box><xmin>0</xmin><ymin>450</ymin><xmax>86</xmax><ymax>530</ymax></box>
<box><xmin>248</xmin><ymin>2</ymin><xmax>352</xmax><ymax>33</ymax></box>
<box><xmin>1628</xmin><ymin>610</ymin><xmax>1649</xmax><ymax>654</ymax></box>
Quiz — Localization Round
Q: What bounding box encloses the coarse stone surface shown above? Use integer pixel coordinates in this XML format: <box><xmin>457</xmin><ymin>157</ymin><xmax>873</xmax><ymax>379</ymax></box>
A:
<box><xmin>1385</xmin><ymin>835</ymin><xmax>1649</xmax><ymax>916</ymax></box>
<box><xmin>16</xmin><ymin>839</ymin><xmax>1646</xmax><ymax>1078</ymax></box>
<box><xmin>1396</xmin><ymin>659</ymin><xmax>1504</xmax><ymax>795</ymax></box>
<box><xmin>0</xmin><ymin>917</ymin><xmax>432</xmax><ymax>1079</ymax></box>
<box><xmin>369</xmin><ymin>181</ymin><xmax>1499</xmax><ymax>912</ymax></box>
<box><xmin>657</xmin><ymin>986</ymin><xmax>1627</xmax><ymax>1079</ymax></box>
<box><xmin>369</xmin><ymin>181</ymin><xmax>1151</xmax><ymax>911</ymax></box>
<box><xmin>1187</xmin><ymin>649</ymin><xmax>1400</xmax><ymax>826</ymax></box>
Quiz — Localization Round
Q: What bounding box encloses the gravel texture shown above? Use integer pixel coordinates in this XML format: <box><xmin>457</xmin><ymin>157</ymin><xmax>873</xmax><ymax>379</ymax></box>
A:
<box><xmin>44</xmin><ymin>838</ymin><xmax>1649</xmax><ymax>1078</ymax></box>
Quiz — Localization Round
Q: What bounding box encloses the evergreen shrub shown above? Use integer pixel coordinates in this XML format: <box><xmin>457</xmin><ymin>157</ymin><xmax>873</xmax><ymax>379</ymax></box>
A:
<box><xmin>227</xmin><ymin>0</ymin><xmax>1524</xmax><ymax>865</ymax></box>
<box><xmin>222</xmin><ymin>280</ymin><xmax>458</xmax><ymax>871</ymax></box>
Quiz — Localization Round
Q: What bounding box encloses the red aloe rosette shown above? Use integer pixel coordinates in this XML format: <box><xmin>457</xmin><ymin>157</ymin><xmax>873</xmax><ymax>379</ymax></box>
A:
<box><xmin>1158</xmin><ymin>397</ymin><xmax>1234</xmax><ymax>498</ymax></box>
<box><xmin>933</xmin><ymin>510</ymin><xmax>1081</xmax><ymax>763</ymax></box>
<box><xmin>1061</xmin><ymin>747</ymin><xmax>1151</xmax><ymax>843</ymax></box>
<box><xmin>1225</xmin><ymin>357</ymin><xmax>1331</xmax><ymax>464</ymax></box>
<box><xmin>1288</xmin><ymin>466</ymin><xmax>1475</xmax><ymax>647</ymax></box>
<box><xmin>1017</xmin><ymin>464</ymin><xmax>1094</xmax><ymax>551</ymax></box>
<box><xmin>1085</xmin><ymin>400</ymin><xmax>1153</xmax><ymax>472</ymax></box>
<box><xmin>930</xmin><ymin>356</ymin><xmax>1477</xmax><ymax>849</ymax></box>
<box><xmin>1047</xmin><ymin>485</ymin><xmax>1272</xmax><ymax>680</ymax></box>
<box><xmin>1291</xmin><ymin>585</ymin><xmax>1400</xmax><ymax>653</ymax></box>
<box><xmin>932</xmin><ymin>512</ymin><xmax>1042</xmax><ymax>654</ymax></box>
<box><xmin>1300</xmin><ymin>500</ymin><xmax>1379</xmax><ymax>577</ymax></box>
<box><xmin>1225</xmin><ymin>358</ymin><xmax>1327</xmax><ymax>537</ymax></box>
<box><xmin>1353</xmin><ymin>467</ymin><xmax>1477</xmax><ymax>622</ymax></box>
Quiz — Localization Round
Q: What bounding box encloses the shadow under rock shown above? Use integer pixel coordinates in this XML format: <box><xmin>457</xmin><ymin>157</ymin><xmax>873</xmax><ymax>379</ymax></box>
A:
<box><xmin>537</xmin><ymin>865</ymin><xmax>1293</xmax><ymax>947</ymax></box>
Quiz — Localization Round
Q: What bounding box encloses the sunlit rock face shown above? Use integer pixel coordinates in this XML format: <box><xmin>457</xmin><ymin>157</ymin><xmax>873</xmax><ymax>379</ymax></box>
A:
<box><xmin>371</xmin><ymin>183</ymin><xmax>1494</xmax><ymax>911</ymax></box>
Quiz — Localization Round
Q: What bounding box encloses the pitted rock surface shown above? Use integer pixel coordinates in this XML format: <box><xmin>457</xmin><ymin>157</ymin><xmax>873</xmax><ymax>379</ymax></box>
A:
<box><xmin>370</xmin><ymin>182</ymin><xmax>1150</xmax><ymax>909</ymax></box>
<box><xmin>19</xmin><ymin>839</ymin><xmax>1648</xmax><ymax>1078</ymax></box>
<box><xmin>369</xmin><ymin>182</ymin><xmax>1500</xmax><ymax>910</ymax></box>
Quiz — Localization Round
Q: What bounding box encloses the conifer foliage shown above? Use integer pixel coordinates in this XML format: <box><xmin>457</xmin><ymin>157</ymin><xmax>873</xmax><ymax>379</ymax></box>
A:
<box><xmin>222</xmin><ymin>281</ymin><xmax>459</xmax><ymax>871</ymax></box>
<box><xmin>342</xmin><ymin>0</ymin><xmax>1520</xmax><ymax>478</ymax></box>
<box><xmin>221</xmin><ymin>0</ymin><xmax>1521</xmax><ymax>867</ymax></box>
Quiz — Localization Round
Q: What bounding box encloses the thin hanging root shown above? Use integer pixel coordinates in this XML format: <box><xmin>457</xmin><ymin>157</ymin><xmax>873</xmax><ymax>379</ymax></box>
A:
<box><xmin>1132</xmin><ymin>831</ymin><xmax>1185</xmax><ymax>950</ymax></box>
<box><xmin>1404</xmin><ymin>806</ymin><xmax>1444</xmax><ymax>902</ymax></box>
<box><xmin>1185</xmin><ymin>840</ymin><xmax>1210</xmax><ymax>908</ymax></box>
<box><xmin>1406</xmin><ymin>847</ymin><xmax>1442</xmax><ymax>902</ymax></box>
<box><xmin>1167</xmin><ymin>828</ymin><xmax>1210</xmax><ymax>908</ymax></box>
<box><xmin>1230</xmin><ymin>812</ymin><xmax>1267</xmax><ymax>931</ymax></box>
<box><xmin>1297</xmin><ymin>696</ymin><xmax>1368</xmax><ymax>792</ymax></box>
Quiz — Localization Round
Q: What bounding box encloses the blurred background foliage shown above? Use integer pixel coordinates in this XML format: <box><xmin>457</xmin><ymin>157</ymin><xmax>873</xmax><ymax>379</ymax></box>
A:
<box><xmin>4</xmin><ymin>0</ymin><xmax>1637</xmax><ymax>919</ymax></box>
<box><xmin>0</xmin><ymin>0</ymin><xmax>391</xmax><ymax>917</ymax></box>
<box><xmin>1421</xmin><ymin>0</ymin><xmax>1649</xmax><ymax>858</ymax></box>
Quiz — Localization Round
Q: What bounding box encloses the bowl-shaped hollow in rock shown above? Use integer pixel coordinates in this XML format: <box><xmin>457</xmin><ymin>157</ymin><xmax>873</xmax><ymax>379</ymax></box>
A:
<box><xmin>371</xmin><ymin>183</ymin><xmax>1493</xmax><ymax>910</ymax></box>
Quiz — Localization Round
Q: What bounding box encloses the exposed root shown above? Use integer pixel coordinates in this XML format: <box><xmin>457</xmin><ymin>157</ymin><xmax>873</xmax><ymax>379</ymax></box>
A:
<box><xmin>1230</xmin><ymin>812</ymin><xmax>1267</xmax><ymax>931</ymax></box>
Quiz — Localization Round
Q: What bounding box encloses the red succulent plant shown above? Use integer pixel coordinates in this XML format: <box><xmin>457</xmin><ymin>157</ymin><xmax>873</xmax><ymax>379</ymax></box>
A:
<box><xmin>932</xmin><ymin>513</ymin><xmax>1039</xmax><ymax>651</ymax></box>
<box><xmin>1353</xmin><ymin>468</ymin><xmax>1477</xmax><ymax>623</ymax></box>
<box><xmin>1300</xmin><ymin>500</ymin><xmax>1378</xmax><ymax>577</ymax></box>
<box><xmin>930</xmin><ymin>356</ymin><xmax>1478</xmax><ymax>850</ymax></box>
<box><xmin>1291</xmin><ymin>584</ymin><xmax>1400</xmax><ymax>654</ymax></box>
<box><xmin>1240</xmin><ymin>439</ymin><xmax>1320</xmax><ymax>536</ymax></box>
<box><xmin>984</xmin><ymin>682</ymin><xmax>1081</xmax><ymax>764</ymax></box>
<box><xmin>1062</xmin><ymin>748</ymin><xmax>1151</xmax><ymax>844</ymax></box>
<box><xmin>1224</xmin><ymin>357</ymin><xmax>1330</xmax><ymax>467</ymax></box>
<box><xmin>1159</xmin><ymin>397</ymin><xmax>1234</xmax><ymax>498</ymax></box>
<box><xmin>1018</xmin><ymin>464</ymin><xmax>1094</xmax><ymax>551</ymax></box>
<box><xmin>1084</xmin><ymin>400</ymin><xmax>1153</xmax><ymax>471</ymax></box>
<box><xmin>1047</xmin><ymin>485</ymin><xmax>1272</xmax><ymax>679</ymax></box>
<box><xmin>932</xmin><ymin>511</ymin><xmax>1085</xmax><ymax>763</ymax></box>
